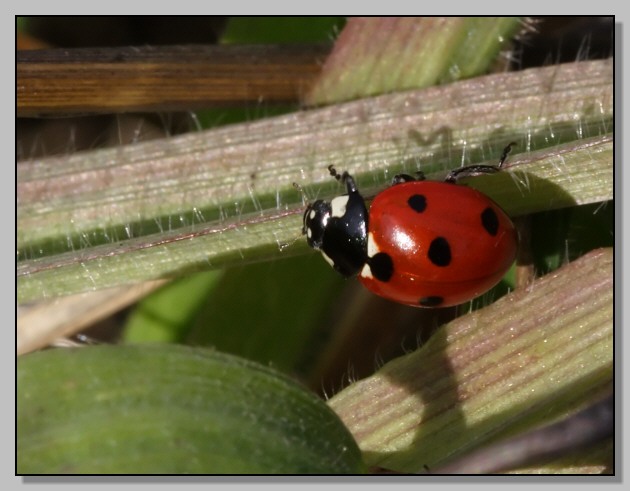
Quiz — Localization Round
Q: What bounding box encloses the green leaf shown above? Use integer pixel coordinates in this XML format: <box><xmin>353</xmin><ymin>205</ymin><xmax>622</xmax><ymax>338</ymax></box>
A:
<box><xmin>122</xmin><ymin>270</ymin><xmax>224</xmax><ymax>343</ymax></box>
<box><xmin>123</xmin><ymin>254</ymin><xmax>346</xmax><ymax>375</ymax></box>
<box><xmin>18</xmin><ymin>345</ymin><xmax>366</xmax><ymax>474</ymax></box>
<box><xmin>182</xmin><ymin>254</ymin><xmax>345</xmax><ymax>373</ymax></box>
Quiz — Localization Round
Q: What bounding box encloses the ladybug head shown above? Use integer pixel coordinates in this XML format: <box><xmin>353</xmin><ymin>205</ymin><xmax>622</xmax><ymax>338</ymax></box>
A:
<box><xmin>302</xmin><ymin>191</ymin><xmax>369</xmax><ymax>278</ymax></box>
<box><xmin>303</xmin><ymin>199</ymin><xmax>331</xmax><ymax>250</ymax></box>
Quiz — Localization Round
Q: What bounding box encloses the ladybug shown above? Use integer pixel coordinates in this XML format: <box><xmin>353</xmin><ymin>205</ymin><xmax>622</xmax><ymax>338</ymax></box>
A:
<box><xmin>302</xmin><ymin>143</ymin><xmax>518</xmax><ymax>308</ymax></box>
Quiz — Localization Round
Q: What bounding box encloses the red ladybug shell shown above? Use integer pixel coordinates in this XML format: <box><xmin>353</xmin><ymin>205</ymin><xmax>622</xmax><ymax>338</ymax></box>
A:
<box><xmin>359</xmin><ymin>181</ymin><xmax>517</xmax><ymax>307</ymax></box>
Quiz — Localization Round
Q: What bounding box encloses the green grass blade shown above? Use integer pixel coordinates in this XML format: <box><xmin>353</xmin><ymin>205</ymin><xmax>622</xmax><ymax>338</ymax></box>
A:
<box><xmin>328</xmin><ymin>248</ymin><xmax>613</xmax><ymax>473</ymax></box>
<box><xmin>305</xmin><ymin>17</ymin><xmax>522</xmax><ymax>104</ymax></box>
<box><xmin>17</xmin><ymin>58</ymin><xmax>612</xmax><ymax>303</ymax></box>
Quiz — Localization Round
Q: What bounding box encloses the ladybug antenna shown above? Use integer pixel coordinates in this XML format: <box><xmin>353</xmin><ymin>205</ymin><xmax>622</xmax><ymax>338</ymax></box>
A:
<box><xmin>328</xmin><ymin>165</ymin><xmax>358</xmax><ymax>194</ymax></box>
<box><xmin>292</xmin><ymin>181</ymin><xmax>310</xmax><ymax>206</ymax></box>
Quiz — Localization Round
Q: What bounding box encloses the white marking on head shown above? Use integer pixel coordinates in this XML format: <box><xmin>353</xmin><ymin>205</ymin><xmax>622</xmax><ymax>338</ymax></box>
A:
<box><xmin>306</xmin><ymin>228</ymin><xmax>312</xmax><ymax>239</ymax></box>
<box><xmin>360</xmin><ymin>263</ymin><xmax>373</xmax><ymax>279</ymax></box>
<box><xmin>330</xmin><ymin>195</ymin><xmax>349</xmax><ymax>218</ymax></box>
<box><xmin>309</xmin><ymin>209</ymin><xmax>316</xmax><ymax>220</ymax></box>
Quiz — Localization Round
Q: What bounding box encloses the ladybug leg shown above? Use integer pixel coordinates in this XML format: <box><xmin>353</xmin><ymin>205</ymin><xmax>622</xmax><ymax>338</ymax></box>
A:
<box><xmin>392</xmin><ymin>171</ymin><xmax>426</xmax><ymax>185</ymax></box>
<box><xmin>444</xmin><ymin>142</ymin><xmax>516</xmax><ymax>183</ymax></box>
<box><xmin>444</xmin><ymin>165</ymin><xmax>500</xmax><ymax>183</ymax></box>
<box><xmin>498</xmin><ymin>141</ymin><xmax>517</xmax><ymax>169</ymax></box>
